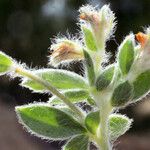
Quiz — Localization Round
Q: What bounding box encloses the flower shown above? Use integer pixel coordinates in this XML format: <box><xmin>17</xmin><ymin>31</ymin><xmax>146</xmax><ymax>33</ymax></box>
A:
<box><xmin>79</xmin><ymin>5</ymin><xmax>100</xmax><ymax>26</ymax></box>
<box><xmin>135</xmin><ymin>32</ymin><xmax>148</xmax><ymax>48</ymax></box>
<box><xmin>49</xmin><ymin>38</ymin><xmax>83</xmax><ymax>67</ymax></box>
<box><xmin>127</xmin><ymin>29</ymin><xmax>150</xmax><ymax>81</ymax></box>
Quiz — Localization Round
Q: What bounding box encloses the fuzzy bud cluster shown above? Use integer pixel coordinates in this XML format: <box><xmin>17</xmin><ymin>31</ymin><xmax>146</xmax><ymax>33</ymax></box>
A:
<box><xmin>79</xmin><ymin>5</ymin><xmax>116</xmax><ymax>49</ymax></box>
<box><xmin>127</xmin><ymin>28</ymin><xmax>150</xmax><ymax>82</ymax></box>
<box><xmin>49</xmin><ymin>39</ymin><xmax>83</xmax><ymax>67</ymax></box>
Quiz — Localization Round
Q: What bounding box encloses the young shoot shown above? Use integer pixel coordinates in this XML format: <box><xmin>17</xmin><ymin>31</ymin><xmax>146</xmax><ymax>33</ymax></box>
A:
<box><xmin>0</xmin><ymin>4</ymin><xmax>150</xmax><ymax>150</ymax></box>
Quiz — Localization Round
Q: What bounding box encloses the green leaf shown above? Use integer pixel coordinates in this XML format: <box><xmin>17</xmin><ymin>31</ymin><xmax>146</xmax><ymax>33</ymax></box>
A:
<box><xmin>49</xmin><ymin>89</ymin><xmax>89</xmax><ymax>105</ymax></box>
<box><xmin>96</xmin><ymin>65</ymin><xmax>115</xmax><ymax>91</ymax></box>
<box><xmin>63</xmin><ymin>134</ymin><xmax>89</xmax><ymax>150</ymax></box>
<box><xmin>85</xmin><ymin>111</ymin><xmax>99</xmax><ymax>134</ymax></box>
<box><xmin>0</xmin><ymin>51</ymin><xmax>13</xmax><ymax>75</ymax></box>
<box><xmin>21</xmin><ymin>69</ymin><xmax>88</xmax><ymax>92</ymax></box>
<box><xmin>111</xmin><ymin>81</ymin><xmax>133</xmax><ymax>107</ymax></box>
<box><xmin>132</xmin><ymin>70</ymin><xmax>150</xmax><ymax>100</ymax></box>
<box><xmin>87</xmin><ymin>97</ymin><xmax>96</xmax><ymax>105</ymax></box>
<box><xmin>83</xmin><ymin>49</ymin><xmax>95</xmax><ymax>86</ymax></box>
<box><xmin>118</xmin><ymin>35</ymin><xmax>134</xmax><ymax>75</ymax></box>
<box><xmin>57</xmin><ymin>106</ymin><xmax>79</xmax><ymax>120</ymax></box>
<box><xmin>16</xmin><ymin>103</ymin><xmax>86</xmax><ymax>140</ymax></box>
<box><xmin>84</xmin><ymin>112</ymin><xmax>133</xmax><ymax>141</ymax></box>
<box><xmin>109</xmin><ymin>114</ymin><xmax>132</xmax><ymax>141</ymax></box>
<box><xmin>82</xmin><ymin>26</ymin><xmax>97</xmax><ymax>51</ymax></box>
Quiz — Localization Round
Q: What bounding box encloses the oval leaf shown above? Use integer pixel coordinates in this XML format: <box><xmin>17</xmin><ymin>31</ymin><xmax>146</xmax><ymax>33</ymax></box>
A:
<box><xmin>82</xmin><ymin>26</ymin><xmax>97</xmax><ymax>51</ymax></box>
<box><xmin>85</xmin><ymin>111</ymin><xmax>99</xmax><ymax>134</ymax></box>
<box><xmin>16</xmin><ymin>103</ymin><xmax>86</xmax><ymax>140</ymax></box>
<box><xmin>111</xmin><ymin>81</ymin><xmax>133</xmax><ymax>107</ymax></box>
<box><xmin>63</xmin><ymin>134</ymin><xmax>89</xmax><ymax>150</ymax></box>
<box><xmin>132</xmin><ymin>70</ymin><xmax>150</xmax><ymax>100</ymax></box>
<box><xmin>96</xmin><ymin>65</ymin><xmax>115</xmax><ymax>91</ymax></box>
<box><xmin>109</xmin><ymin>114</ymin><xmax>133</xmax><ymax>141</ymax></box>
<box><xmin>118</xmin><ymin>35</ymin><xmax>134</xmax><ymax>75</ymax></box>
<box><xmin>21</xmin><ymin>69</ymin><xmax>88</xmax><ymax>92</ymax></box>
<box><xmin>49</xmin><ymin>89</ymin><xmax>89</xmax><ymax>105</ymax></box>
<box><xmin>0</xmin><ymin>51</ymin><xmax>13</xmax><ymax>75</ymax></box>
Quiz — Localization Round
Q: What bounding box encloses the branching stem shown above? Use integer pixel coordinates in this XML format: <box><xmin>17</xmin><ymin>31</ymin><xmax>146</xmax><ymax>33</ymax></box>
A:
<box><xmin>14</xmin><ymin>66</ymin><xmax>85</xmax><ymax>123</ymax></box>
<box><xmin>92</xmin><ymin>90</ymin><xmax>112</xmax><ymax>150</ymax></box>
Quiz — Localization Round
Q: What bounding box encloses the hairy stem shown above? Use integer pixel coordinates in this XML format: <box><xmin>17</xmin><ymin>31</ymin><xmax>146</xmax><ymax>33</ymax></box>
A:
<box><xmin>97</xmin><ymin>104</ymin><xmax>111</xmax><ymax>150</ymax></box>
<box><xmin>91</xmin><ymin>89</ymin><xmax>112</xmax><ymax>150</ymax></box>
<box><xmin>14</xmin><ymin>66</ymin><xmax>85</xmax><ymax>123</ymax></box>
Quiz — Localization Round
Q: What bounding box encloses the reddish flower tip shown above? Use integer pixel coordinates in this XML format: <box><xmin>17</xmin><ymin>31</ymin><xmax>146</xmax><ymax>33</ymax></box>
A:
<box><xmin>135</xmin><ymin>32</ymin><xmax>148</xmax><ymax>47</ymax></box>
<box><xmin>79</xmin><ymin>13</ymin><xmax>87</xmax><ymax>20</ymax></box>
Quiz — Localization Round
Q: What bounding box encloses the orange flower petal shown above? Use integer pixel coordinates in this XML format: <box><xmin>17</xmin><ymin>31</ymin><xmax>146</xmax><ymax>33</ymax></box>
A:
<box><xmin>79</xmin><ymin>13</ymin><xmax>87</xmax><ymax>20</ymax></box>
<box><xmin>135</xmin><ymin>32</ymin><xmax>148</xmax><ymax>47</ymax></box>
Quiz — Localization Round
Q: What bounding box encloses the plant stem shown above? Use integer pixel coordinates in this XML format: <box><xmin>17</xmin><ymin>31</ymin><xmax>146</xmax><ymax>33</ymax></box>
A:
<box><xmin>91</xmin><ymin>89</ymin><xmax>112</xmax><ymax>150</ymax></box>
<box><xmin>97</xmin><ymin>104</ymin><xmax>111</xmax><ymax>150</ymax></box>
<box><xmin>14</xmin><ymin>66</ymin><xmax>85</xmax><ymax>123</ymax></box>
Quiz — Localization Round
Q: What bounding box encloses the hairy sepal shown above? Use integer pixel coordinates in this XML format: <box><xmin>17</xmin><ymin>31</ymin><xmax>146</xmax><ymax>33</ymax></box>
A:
<box><xmin>118</xmin><ymin>34</ymin><xmax>135</xmax><ymax>75</ymax></box>
<box><xmin>83</xmin><ymin>49</ymin><xmax>95</xmax><ymax>86</ymax></box>
<box><xmin>82</xmin><ymin>26</ymin><xmax>97</xmax><ymax>51</ymax></box>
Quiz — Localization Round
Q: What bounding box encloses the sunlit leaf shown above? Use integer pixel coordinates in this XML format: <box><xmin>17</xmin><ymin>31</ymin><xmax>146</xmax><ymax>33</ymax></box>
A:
<box><xmin>16</xmin><ymin>103</ymin><xmax>86</xmax><ymax>140</ymax></box>
<box><xmin>21</xmin><ymin>69</ymin><xmax>88</xmax><ymax>92</ymax></box>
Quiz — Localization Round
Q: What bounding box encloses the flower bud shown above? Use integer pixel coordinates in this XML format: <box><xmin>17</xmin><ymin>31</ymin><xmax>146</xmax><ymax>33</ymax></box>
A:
<box><xmin>135</xmin><ymin>32</ymin><xmax>148</xmax><ymax>48</ymax></box>
<box><xmin>49</xmin><ymin>39</ymin><xmax>84</xmax><ymax>67</ymax></box>
<box><xmin>124</xmin><ymin>29</ymin><xmax>150</xmax><ymax>102</ymax></box>
<box><xmin>79</xmin><ymin>5</ymin><xmax>116</xmax><ymax>49</ymax></box>
<box><xmin>129</xmin><ymin>29</ymin><xmax>150</xmax><ymax>74</ymax></box>
<box><xmin>126</xmin><ymin>29</ymin><xmax>150</xmax><ymax>94</ymax></box>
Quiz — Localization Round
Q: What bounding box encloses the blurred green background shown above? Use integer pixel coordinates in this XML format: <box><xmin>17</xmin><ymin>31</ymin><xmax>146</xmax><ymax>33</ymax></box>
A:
<box><xmin>0</xmin><ymin>0</ymin><xmax>150</xmax><ymax>150</ymax></box>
